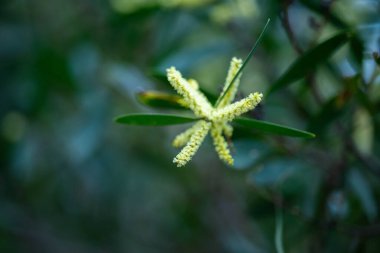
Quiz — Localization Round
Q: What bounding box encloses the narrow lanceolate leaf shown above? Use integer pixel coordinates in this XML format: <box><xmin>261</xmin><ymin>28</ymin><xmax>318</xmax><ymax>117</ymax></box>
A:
<box><xmin>114</xmin><ymin>113</ymin><xmax>198</xmax><ymax>126</ymax></box>
<box><xmin>215</xmin><ymin>18</ymin><xmax>271</xmax><ymax>107</ymax></box>
<box><xmin>268</xmin><ymin>32</ymin><xmax>351</xmax><ymax>95</ymax></box>
<box><xmin>137</xmin><ymin>91</ymin><xmax>187</xmax><ymax>110</ymax></box>
<box><xmin>234</xmin><ymin>117</ymin><xmax>316</xmax><ymax>138</ymax></box>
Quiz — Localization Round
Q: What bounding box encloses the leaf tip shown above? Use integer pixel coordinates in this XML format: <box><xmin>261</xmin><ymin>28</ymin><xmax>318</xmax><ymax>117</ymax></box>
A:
<box><xmin>113</xmin><ymin>116</ymin><xmax>123</xmax><ymax>123</ymax></box>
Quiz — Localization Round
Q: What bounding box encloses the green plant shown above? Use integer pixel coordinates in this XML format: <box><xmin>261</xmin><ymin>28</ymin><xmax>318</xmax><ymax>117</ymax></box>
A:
<box><xmin>115</xmin><ymin>19</ymin><xmax>315</xmax><ymax>167</ymax></box>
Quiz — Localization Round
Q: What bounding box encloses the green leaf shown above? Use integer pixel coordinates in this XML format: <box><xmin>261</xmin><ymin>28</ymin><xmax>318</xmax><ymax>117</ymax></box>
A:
<box><xmin>136</xmin><ymin>90</ymin><xmax>218</xmax><ymax>110</ymax></box>
<box><xmin>234</xmin><ymin>117</ymin><xmax>316</xmax><ymax>138</ymax></box>
<box><xmin>215</xmin><ymin>18</ymin><xmax>271</xmax><ymax>107</ymax></box>
<box><xmin>137</xmin><ymin>91</ymin><xmax>187</xmax><ymax>110</ymax></box>
<box><xmin>114</xmin><ymin>113</ymin><xmax>198</xmax><ymax>126</ymax></box>
<box><xmin>268</xmin><ymin>32</ymin><xmax>351</xmax><ymax>95</ymax></box>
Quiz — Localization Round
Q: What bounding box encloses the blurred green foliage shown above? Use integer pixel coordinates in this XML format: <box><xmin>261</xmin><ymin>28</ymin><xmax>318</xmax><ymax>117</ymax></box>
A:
<box><xmin>1</xmin><ymin>0</ymin><xmax>380</xmax><ymax>252</ymax></box>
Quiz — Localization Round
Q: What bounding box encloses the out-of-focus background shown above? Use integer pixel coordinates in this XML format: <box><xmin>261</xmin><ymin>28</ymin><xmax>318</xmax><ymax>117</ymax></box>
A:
<box><xmin>1</xmin><ymin>0</ymin><xmax>380</xmax><ymax>252</ymax></box>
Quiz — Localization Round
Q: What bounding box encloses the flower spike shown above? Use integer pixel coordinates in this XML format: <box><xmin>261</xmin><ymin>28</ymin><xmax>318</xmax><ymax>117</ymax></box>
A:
<box><xmin>211</xmin><ymin>93</ymin><xmax>263</xmax><ymax>122</ymax></box>
<box><xmin>172</xmin><ymin>121</ymin><xmax>203</xmax><ymax>148</ymax></box>
<box><xmin>166</xmin><ymin>67</ymin><xmax>212</xmax><ymax>118</ymax></box>
<box><xmin>173</xmin><ymin>120</ymin><xmax>211</xmax><ymax>167</ymax></box>
<box><xmin>217</xmin><ymin>57</ymin><xmax>243</xmax><ymax>109</ymax></box>
<box><xmin>211</xmin><ymin>124</ymin><xmax>234</xmax><ymax>165</ymax></box>
<box><xmin>167</xmin><ymin>58</ymin><xmax>263</xmax><ymax>167</ymax></box>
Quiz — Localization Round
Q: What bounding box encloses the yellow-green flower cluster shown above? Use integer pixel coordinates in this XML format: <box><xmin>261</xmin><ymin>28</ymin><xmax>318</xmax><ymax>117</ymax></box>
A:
<box><xmin>167</xmin><ymin>67</ymin><xmax>212</xmax><ymax>118</ymax></box>
<box><xmin>167</xmin><ymin>57</ymin><xmax>263</xmax><ymax>167</ymax></box>
<box><xmin>217</xmin><ymin>57</ymin><xmax>243</xmax><ymax>109</ymax></box>
<box><xmin>173</xmin><ymin>120</ymin><xmax>211</xmax><ymax>167</ymax></box>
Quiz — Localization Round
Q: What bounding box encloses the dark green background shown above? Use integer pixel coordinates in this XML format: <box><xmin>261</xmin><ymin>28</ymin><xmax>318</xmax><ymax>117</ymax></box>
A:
<box><xmin>1</xmin><ymin>0</ymin><xmax>380</xmax><ymax>252</ymax></box>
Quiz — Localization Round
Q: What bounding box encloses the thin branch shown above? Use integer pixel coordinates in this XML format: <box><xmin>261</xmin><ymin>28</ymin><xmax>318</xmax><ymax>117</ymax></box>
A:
<box><xmin>279</xmin><ymin>8</ymin><xmax>304</xmax><ymax>55</ymax></box>
<box><xmin>275</xmin><ymin>200</ymin><xmax>285</xmax><ymax>253</ymax></box>
<box><xmin>279</xmin><ymin>5</ymin><xmax>323</xmax><ymax>105</ymax></box>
